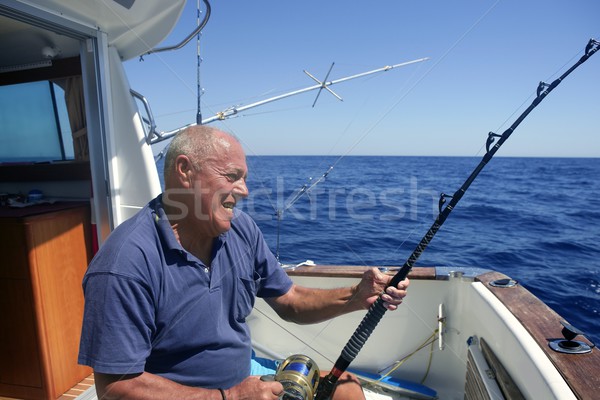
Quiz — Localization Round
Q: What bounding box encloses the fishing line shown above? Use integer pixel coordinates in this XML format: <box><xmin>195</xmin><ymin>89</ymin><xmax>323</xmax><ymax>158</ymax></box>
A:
<box><xmin>203</xmin><ymin>60</ymin><xmax>426</xmax><ymax>233</ymax></box>
<box><xmin>324</xmin><ymin>0</ymin><xmax>503</xmax><ymax>243</ymax></box>
<box><xmin>244</xmin><ymin>0</ymin><xmax>502</xmax><ymax>268</ymax></box>
<box><xmin>270</xmin><ymin>60</ymin><xmax>428</xmax><ymax>251</ymax></box>
<box><xmin>305</xmin><ymin>9</ymin><xmax>481</xmax><ymax>187</ymax></box>
<box><xmin>490</xmin><ymin>44</ymin><xmax>595</xmax><ymax>145</ymax></box>
<box><xmin>248</xmin><ymin>62</ymin><xmax>390</xmax><ymax>261</ymax></box>
<box><xmin>271</xmin><ymin>57</ymin><xmax>435</xmax><ymax>262</ymax></box>
<box><xmin>432</xmin><ymin>40</ymin><xmax>600</xmax><ymax>276</ymax></box>
<box><xmin>333</xmin><ymin>0</ymin><xmax>502</xmax><ymax>160</ymax></box>
<box><xmin>273</xmin><ymin>67</ymin><xmax>422</xmax><ymax>261</ymax></box>
<box><xmin>236</xmin><ymin>0</ymin><xmax>504</xmax><ymax>361</ymax></box>
<box><xmin>251</xmin><ymin>306</ymin><xmax>337</xmax><ymax>366</ymax></box>
<box><xmin>378</xmin><ymin>2</ymin><xmax>589</xmax><ymax>270</ymax></box>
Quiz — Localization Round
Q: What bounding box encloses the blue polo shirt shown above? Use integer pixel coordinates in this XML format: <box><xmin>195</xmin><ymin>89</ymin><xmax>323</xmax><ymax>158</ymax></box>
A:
<box><xmin>78</xmin><ymin>195</ymin><xmax>292</xmax><ymax>389</ymax></box>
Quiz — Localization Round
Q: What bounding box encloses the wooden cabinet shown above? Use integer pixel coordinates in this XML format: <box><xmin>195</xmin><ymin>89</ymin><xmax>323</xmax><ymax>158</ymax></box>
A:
<box><xmin>0</xmin><ymin>204</ymin><xmax>92</xmax><ymax>399</ymax></box>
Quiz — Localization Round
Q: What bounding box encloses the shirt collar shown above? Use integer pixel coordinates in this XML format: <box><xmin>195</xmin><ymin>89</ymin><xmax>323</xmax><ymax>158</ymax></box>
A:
<box><xmin>151</xmin><ymin>194</ymin><xmax>226</xmax><ymax>262</ymax></box>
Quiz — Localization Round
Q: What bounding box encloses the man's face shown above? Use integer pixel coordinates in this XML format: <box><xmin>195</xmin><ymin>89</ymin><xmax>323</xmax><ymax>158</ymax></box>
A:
<box><xmin>189</xmin><ymin>140</ymin><xmax>249</xmax><ymax>238</ymax></box>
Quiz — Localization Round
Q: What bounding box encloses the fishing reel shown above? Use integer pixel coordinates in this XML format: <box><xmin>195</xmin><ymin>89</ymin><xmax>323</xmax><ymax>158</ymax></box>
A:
<box><xmin>263</xmin><ymin>354</ymin><xmax>320</xmax><ymax>400</ymax></box>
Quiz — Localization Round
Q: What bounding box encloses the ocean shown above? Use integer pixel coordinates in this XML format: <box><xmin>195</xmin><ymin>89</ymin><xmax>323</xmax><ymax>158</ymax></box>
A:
<box><xmin>157</xmin><ymin>155</ymin><xmax>599</xmax><ymax>345</ymax></box>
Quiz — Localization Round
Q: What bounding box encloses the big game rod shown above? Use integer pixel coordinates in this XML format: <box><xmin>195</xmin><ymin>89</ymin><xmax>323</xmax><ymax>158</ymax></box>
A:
<box><xmin>315</xmin><ymin>38</ymin><xmax>599</xmax><ymax>400</ymax></box>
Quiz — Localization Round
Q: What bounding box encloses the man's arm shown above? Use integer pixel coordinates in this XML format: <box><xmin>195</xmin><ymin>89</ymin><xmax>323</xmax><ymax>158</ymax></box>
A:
<box><xmin>265</xmin><ymin>267</ymin><xmax>409</xmax><ymax>324</ymax></box>
<box><xmin>95</xmin><ymin>371</ymin><xmax>283</xmax><ymax>400</ymax></box>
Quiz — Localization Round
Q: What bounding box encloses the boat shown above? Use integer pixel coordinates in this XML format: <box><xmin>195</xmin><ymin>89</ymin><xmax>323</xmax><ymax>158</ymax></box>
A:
<box><xmin>0</xmin><ymin>1</ymin><xmax>598</xmax><ymax>399</ymax></box>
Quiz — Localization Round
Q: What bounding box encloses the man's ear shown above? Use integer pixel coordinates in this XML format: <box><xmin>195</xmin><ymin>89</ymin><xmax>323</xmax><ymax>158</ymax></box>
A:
<box><xmin>175</xmin><ymin>155</ymin><xmax>194</xmax><ymax>188</ymax></box>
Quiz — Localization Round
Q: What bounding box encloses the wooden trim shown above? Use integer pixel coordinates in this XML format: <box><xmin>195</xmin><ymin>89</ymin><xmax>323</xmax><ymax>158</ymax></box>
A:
<box><xmin>480</xmin><ymin>337</ymin><xmax>525</xmax><ymax>399</ymax></box>
<box><xmin>286</xmin><ymin>265</ymin><xmax>437</xmax><ymax>279</ymax></box>
<box><xmin>476</xmin><ymin>271</ymin><xmax>600</xmax><ymax>400</ymax></box>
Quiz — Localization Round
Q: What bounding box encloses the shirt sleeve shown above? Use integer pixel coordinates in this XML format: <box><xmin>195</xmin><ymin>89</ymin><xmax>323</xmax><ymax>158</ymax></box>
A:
<box><xmin>78</xmin><ymin>271</ymin><xmax>155</xmax><ymax>374</ymax></box>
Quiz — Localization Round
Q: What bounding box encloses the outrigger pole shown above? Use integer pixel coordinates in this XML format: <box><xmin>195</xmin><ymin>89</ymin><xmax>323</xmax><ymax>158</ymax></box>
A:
<box><xmin>315</xmin><ymin>38</ymin><xmax>600</xmax><ymax>400</ymax></box>
<box><xmin>201</xmin><ymin>58</ymin><xmax>429</xmax><ymax>124</ymax></box>
<box><xmin>150</xmin><ymin>58</ymin><xmax>429</xmax><ymax>143</ymax></box>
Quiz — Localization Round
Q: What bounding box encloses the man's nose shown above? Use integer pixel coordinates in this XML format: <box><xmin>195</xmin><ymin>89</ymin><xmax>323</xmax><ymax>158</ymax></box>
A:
<box><xmin>233</xmin><ymin>178</ymin><xmax>249</xmax><ymax>198</ymax></box>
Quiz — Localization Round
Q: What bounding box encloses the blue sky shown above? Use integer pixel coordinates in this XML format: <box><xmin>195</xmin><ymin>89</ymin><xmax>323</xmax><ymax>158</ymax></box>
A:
<box><xmin>125</xmin><ymin>0</ymin><xmax>599</xmax><ymax>157</ymax></box>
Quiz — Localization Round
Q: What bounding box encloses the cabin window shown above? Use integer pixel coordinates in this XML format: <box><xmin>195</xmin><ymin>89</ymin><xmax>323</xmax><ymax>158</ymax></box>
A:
<box><xmin>0</xmin><ymin>80</ymin><xmax>74</xmax><ymax>162</ymax></box>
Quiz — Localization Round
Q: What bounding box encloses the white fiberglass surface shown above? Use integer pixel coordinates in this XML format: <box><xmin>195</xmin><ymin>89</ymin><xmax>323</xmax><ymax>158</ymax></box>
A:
<box><xmin>463</xmin><ymin>282</ymin><xmax>575</xmax><ymax>400</ymax></box>
<box><xmin>19</xmin><ymin>0</ymin><xmax>186</xmax><ymax>60</ymax></box>
<box><xmin>249</xmin><ymin>276</ymin><xmax>468</xmax><ymax>399</ymax></box>
<box><xmin>105</xmin><ymin>48</ymin><xmax>161</xmax><ymax>225</ymax></box>
<box><xmin>249</xmin><ymin>273</ymin><xmax>576</xmax><ymax>399</ymax></box>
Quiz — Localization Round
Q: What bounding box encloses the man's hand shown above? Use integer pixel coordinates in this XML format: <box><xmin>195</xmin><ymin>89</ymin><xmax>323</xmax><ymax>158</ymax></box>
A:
<box><xmin>355</xmin><ymin>268</ymin><xmax>409</xmax><ymax>310</ymax></box>
<box><xmin>226</xmin><ymin>375</ymin><xmax>283</xmax><ymax>400</ymax></box>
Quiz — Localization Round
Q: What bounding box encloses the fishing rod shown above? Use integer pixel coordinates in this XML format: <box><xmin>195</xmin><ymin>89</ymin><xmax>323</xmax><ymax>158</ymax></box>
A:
<box><xmin>314</xmin><ymin>38</ymin><xmax>599</xmax><ymax>400</ymax></box>
<box><xmin>275</xmin><ymin>166</ymin><xmax>334</xmax><ymax>262</ymax></box>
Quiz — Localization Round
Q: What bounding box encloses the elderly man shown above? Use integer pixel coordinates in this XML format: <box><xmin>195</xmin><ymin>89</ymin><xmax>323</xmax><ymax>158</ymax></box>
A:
<box><xmin>78</xmin><ymin>126</ymin><xmax>409</xmax><ymax>400</ymax></box>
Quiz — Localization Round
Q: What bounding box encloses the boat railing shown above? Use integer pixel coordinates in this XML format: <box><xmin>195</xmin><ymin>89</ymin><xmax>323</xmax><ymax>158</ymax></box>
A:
<box><xmin>130</xmin><ymin>89</ymin><xmax>156</xmax><ymax>144</ymax></box>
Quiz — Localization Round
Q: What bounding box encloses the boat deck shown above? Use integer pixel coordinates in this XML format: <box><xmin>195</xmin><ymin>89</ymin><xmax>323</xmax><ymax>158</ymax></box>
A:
<box><xmin>56</xmin><ymin>374</ymin><xmax>95</xmax><ymax>400</ymax></box>
<box><xmin>0</xmin><ymin>374</ymin><xmax>95</xmax><ymax>400</ymax></box>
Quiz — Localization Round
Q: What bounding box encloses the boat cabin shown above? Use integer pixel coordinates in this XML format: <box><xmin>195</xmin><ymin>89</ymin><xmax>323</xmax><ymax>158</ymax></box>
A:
<box><xmin>0</xmin><ymin>1</ymin><xmax>183</xmax><ymax>398</ymax></box>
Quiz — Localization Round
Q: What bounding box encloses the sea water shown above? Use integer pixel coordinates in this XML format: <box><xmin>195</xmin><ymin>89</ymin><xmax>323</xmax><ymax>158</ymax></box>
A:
<box><xmin>157</xmin><ymin>155</ymin><xmax>600</xmax><ymax>345</ymax></box>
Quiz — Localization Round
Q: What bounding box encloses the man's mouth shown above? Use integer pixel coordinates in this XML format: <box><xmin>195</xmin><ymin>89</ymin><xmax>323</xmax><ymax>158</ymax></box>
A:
<box><xmin>222</xmin><ymin>201</ymin><xmax>235</xmax><ymax>212</ymax></box>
